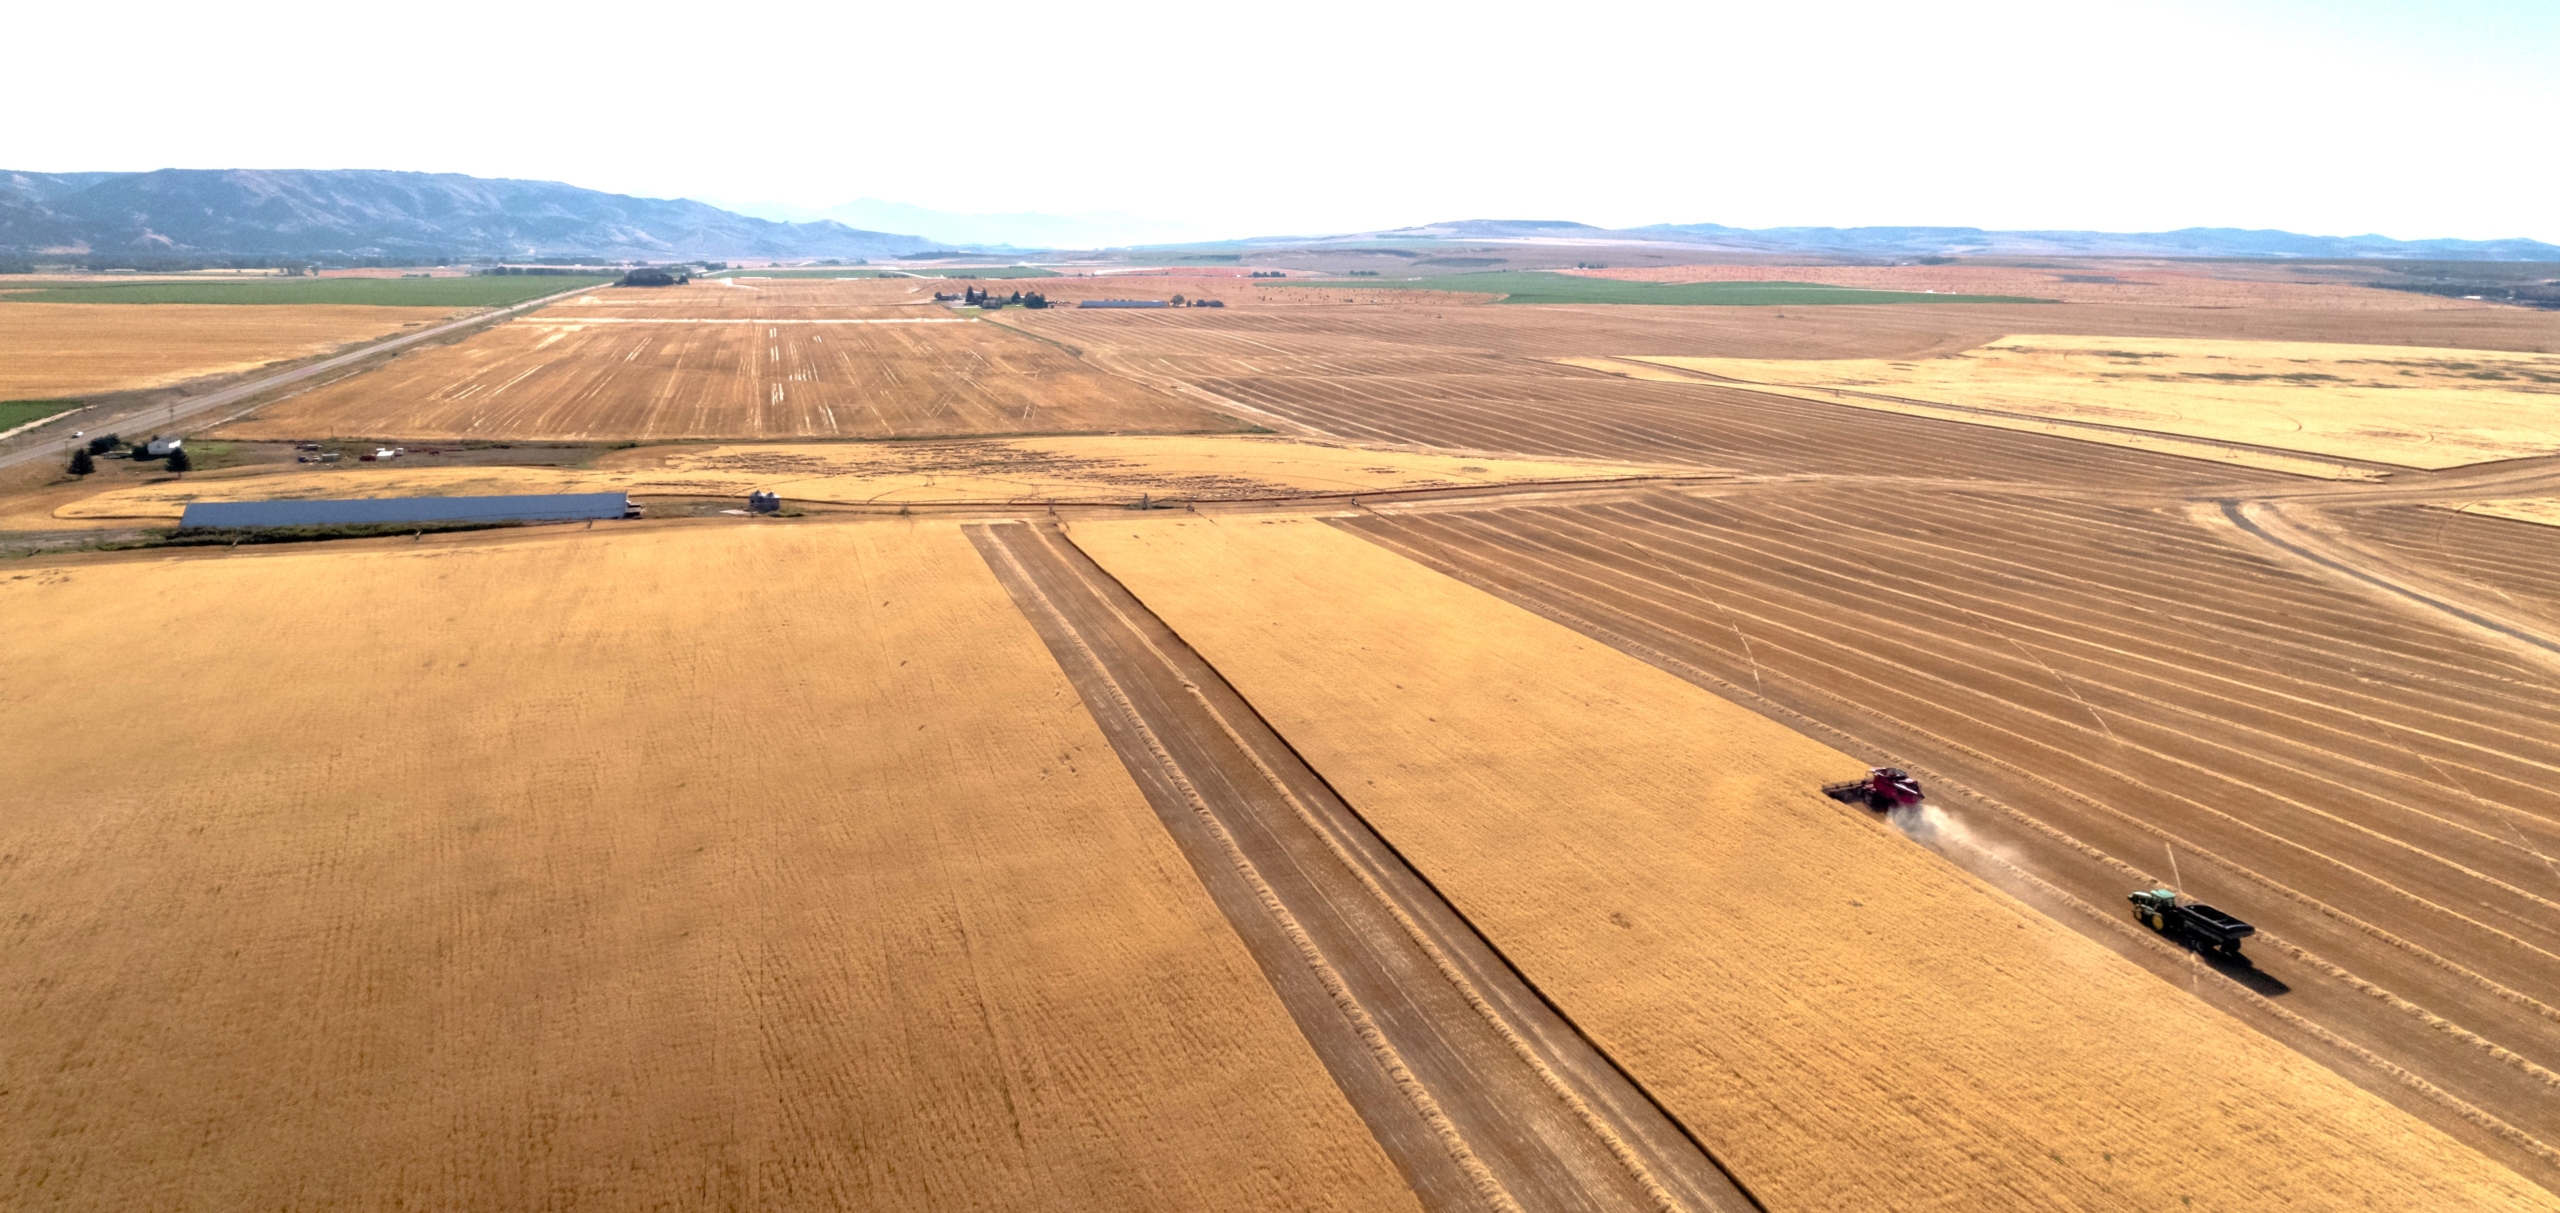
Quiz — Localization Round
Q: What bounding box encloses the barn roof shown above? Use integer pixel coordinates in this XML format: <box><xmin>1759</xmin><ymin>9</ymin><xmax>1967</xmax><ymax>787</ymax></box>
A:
<box><xmin>179</xmin><ymin>492</ymin><xmax>630</xmax><ymax>529</ymax></box>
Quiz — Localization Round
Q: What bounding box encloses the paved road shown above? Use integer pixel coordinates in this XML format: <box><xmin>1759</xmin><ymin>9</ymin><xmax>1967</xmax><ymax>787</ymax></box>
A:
<box><xmin>0</xmin><ymin>282</ymin><xmax>598</xmax><ymax>471</ymax></box>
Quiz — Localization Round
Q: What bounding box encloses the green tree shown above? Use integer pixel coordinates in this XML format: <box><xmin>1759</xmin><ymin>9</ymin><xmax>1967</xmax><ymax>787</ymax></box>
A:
<box><xmin>165</xmin><ymin>446</ymin><xmax>193</xmax><ymax>473</ymax></box>
<box><xmin>68</xmin><ymin>448</ymin><xmax>94</xmax><ymax>475</ymax></box>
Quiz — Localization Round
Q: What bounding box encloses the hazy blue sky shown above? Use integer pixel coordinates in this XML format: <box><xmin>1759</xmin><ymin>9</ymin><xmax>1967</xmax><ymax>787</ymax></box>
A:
<box><xmin>12</xmin><ymin>0</ymin><xmax>2555</xmax><ymax>242</ymax></box>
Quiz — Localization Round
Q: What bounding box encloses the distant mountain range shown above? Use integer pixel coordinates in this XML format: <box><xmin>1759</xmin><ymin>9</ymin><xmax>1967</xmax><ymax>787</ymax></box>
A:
<box><xmin>1341</xmin><ymin>220</ymin><xmax>2560</xmax><ymax>261</ymax></box>
<box><xmin>7</xmin><ymin>169</ymin><xmax>2555</xmax><ymax>264</ymax></box>
<box><xmin>706</xmin><ymin>198</ymin><xmax>1210</xmax><ymax>250</ymax></box>
<box><xmin>0</xmin><ymin>169</ymin><xmax>937</xmax><ymax>263</ymax></box>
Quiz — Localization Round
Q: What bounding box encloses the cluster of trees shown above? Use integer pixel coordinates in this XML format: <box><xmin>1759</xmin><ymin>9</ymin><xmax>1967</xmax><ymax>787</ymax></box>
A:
<box><xmin>954</xmin><ymin>286</ymin><xmax>1049</xmax><ymax>309</ymax></box>
<box><xmin>617</xmin><ymin>268</ymin><xmax>692</xmax><ymax>287</ymax></box>
<box><xmin>1249</xmin><ymin>270</ymin><xmax>1287</xmax><ymax>278</ymax></box>
<box><xmin>482</xmin><ymin>265</ymin><xmax>608</xmax><ymax>276</ymax></box>
<box><xmin>68</xmin><ymin>433</ymin><xmax>190</xmax><ymax>476</ymax></box>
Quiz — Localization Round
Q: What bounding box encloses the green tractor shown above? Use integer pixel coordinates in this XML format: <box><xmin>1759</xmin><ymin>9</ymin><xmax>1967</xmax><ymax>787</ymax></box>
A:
<box><xmin>2128</xmin><ymin>888</ymin><xmax>2255</xmax><ymax>957</ymax></box>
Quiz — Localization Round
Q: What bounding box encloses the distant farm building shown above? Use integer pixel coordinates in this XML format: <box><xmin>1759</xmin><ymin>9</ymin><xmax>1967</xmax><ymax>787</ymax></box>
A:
<box><xmin>1079</xmin><ymin>299</ymin><xmax>1169</xmax><ymax>309</ymax></box>
<box><xmin>144</xmin><ymin>437</ymin><xmax>184</xmax><ymax>456</ymax></box>
<box><xmin>179</xmin><ymin>492</ymin><xmax>633</xmax><ymax>529</ymax></box>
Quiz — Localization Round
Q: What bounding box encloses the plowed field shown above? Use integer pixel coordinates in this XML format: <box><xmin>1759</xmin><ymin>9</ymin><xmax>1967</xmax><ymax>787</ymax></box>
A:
<box><xmin>1070</xmin><ymin>514</ymin><xmax>2558</xmax><ymax>1211</ymax></box>
<box><xmin>0</xmin><ymin>522</ymin><xmax>1416</xmax><ymax>1212</ymax></box>
<box><xmin>1335</xmin><ymin>485</ymin><xmax>2560</xmax><ymax>1188</ymax></box>
<box><xmin>0</xmin><ymin>303</ymin><xmax>459</xmax><ymax>398</ymax></box>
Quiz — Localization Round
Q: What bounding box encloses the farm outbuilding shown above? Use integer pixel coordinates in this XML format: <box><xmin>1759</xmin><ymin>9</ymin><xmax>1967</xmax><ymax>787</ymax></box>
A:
<box><xmin>179</xmin><ymin>492</ymin><xmax>632</xmax><ymax>529</ymax></box>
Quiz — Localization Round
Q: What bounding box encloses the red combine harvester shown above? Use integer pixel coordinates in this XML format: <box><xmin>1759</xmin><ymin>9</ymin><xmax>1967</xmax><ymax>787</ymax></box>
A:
<box><xmin>1822</xmin><ymin>767</ymin><xmax>1925</xmax><ymax>811</ymax></box>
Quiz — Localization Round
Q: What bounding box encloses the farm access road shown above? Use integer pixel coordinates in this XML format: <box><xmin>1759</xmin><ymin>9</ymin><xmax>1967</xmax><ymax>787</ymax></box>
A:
<box><xmin>967</xmin><ymin>520</ymin><xmax>1757</xmax><ymax>1213</ymax></box>
<box><xmin>0</xmin><ymin>282</ymin><xmax>600</xmax><ymax>472</ymax></box>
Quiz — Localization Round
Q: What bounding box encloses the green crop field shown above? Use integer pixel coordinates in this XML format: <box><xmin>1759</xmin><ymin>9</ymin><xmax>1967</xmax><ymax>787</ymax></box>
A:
<box><xmin>0</xmin><ymin>276</ymin><xmax>614</xmax><ymax>307</ymax></box>
<box><xmin>712</xmin><ymin>266</ymin><xmax>1059</xmax><ymax>279</ymax></box>
<box><xmin>0</xmin><ymin>400</ymin><xmax>81</xmax><ymax>432</ymax></box>
<box><xmin>711</xmin><ymin>268</ymin><xmax>898</xmax><ymax>278</ymax></box>
<box><xmin>1275</xmin><ymin>271</ymin><xmax>2046</xmax><ymax>306</ymax></box>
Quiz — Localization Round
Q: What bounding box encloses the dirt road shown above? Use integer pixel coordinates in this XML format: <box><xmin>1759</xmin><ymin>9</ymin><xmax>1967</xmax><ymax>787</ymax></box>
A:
<box><xmin>967</xmin><ymin>520</ymin><xmax>1757</xmax><ymax>1213</ymax></box>
<box><xmin>0</xmin><ymin>283</ymin><xmax>598</xmax><ymax>470</ymax></box>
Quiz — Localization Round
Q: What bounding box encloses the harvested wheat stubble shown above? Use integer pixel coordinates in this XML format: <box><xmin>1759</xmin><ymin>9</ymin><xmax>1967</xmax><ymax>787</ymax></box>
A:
<box><xmin>2320</xmin><ymin>502</ymin><xmax>2560</xmax><ymax>638</ymax></box>
<box><xmin>1012</xmin><ymin>307</ymin><xmax>2320</xmax><ymax>491</ymax></box>
<box><xmin>1337</xmin><ymin>488</ymin><xmax>2560</xmax><ymax>1188</ymax></box>
<box><xmin>0</xmin><ymin>302</ymin><xmax>459</xmax><ymax>398</ymax></box>
<box><xmin>50</xmin><ymin>434</ymin><xmax>1699</xmax><ymax>519</ymax></box>
<box><xmin>1553</xmin><ymin>356</ymin><xmax>2381</xmax><ymax>480</ymax></box>
<box><xmin>1070</xmin><ymin>515</ymin><xmax>2559</xmax><ymax>1211</ymax></box>
<box><xmin>1639</xmin><ymin>337</ymin><xmax>2560</xmax><ymax>470</ymax></box>
<box><xmin>0</xmin><ymin>523</ymin><xmax>1419</xmax><ymax>1213</ymax></box>
<box><xmin>213</xmin><ymin>306</ymin><xmax>1233</xmax><ymax>442</ymax></box>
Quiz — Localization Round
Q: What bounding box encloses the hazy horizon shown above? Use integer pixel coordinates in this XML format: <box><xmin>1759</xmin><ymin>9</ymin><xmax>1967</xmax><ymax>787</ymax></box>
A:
<box><xmin>10</xmin><ymin>0</ymin><xmax>2558</xmax><ymax>243</ymax></box>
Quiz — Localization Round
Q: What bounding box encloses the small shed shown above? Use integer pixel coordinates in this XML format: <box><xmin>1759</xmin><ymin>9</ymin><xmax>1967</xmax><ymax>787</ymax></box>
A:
<box><xmin>145</xmin><ymin>437</ymin><xmax>184</xmax><ymax>456</ymax></box>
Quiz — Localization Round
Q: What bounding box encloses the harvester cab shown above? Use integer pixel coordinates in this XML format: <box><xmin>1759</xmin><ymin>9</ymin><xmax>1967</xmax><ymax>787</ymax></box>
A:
<box><xmin>2128</xmin><ymin>888</ymin><xmax>2256</xmax><ymax>956</ymax></box>
<box><xmin>1821</xmin><ymin>767</ymin><xmax>1925</xmax><ymax>812</ymax></box>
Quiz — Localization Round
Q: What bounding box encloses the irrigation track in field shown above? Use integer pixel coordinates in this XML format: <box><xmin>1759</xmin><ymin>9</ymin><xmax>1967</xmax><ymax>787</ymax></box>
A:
<box><xmin>967</xmin><ymin>519</ymin><xmax>1758</xmax><ymax>1213</ymax></box>
<box><xmin>2218</xmin><ymin>499</ymin><xmax>2560</xmax><ymax>668</ymax></box>
<box><xmin>0</xmin><ymin>282</ymin><xmax>601</xmax><ymax>470</ymax></box>
<box><xmin>1337</xmin><ymin>484</ymin><xmax>2560</xmax><ymax>1191</ymax></box>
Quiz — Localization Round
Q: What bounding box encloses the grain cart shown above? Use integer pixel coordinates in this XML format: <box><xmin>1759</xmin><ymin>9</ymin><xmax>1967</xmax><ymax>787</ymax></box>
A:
<box><xmin>1821</xmin><ymin>767</ymin><xmax>1925</xmax><ymax>811</ymax></box>
<box><xmin>2127</xmin><ymin>888</ymin><xmax>2255</xmax><ymax>956</ymax></box>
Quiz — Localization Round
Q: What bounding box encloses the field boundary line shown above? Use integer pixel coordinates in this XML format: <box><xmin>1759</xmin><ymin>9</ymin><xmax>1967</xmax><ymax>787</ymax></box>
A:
<box><xmin>1043</xmin><ymin>521</ymin><xmax>1755</xmax><ymax>1213</ymax></box>
<box><xmin>1447</xmin><ymin>506</ymin><xmax>2560</xmax><ymax>954</ymax></box>
<box><xmin>0</xmin><ymin>407</ymin><xmax>81</xmax><ymax>443</ymax></box>
<box><xmin>1340</xmin><ymin>516</ymin><xmax>2560</xmax><ymax>1166</ymax></box>
<box><xmin>2221</xmin><ymin>500</ymin><xmax>2560</xmax><ymax>670</ymax></box>
<box><xmin>972</xmin><ymin>524</ymin><xmax>1525</xmax><ymax>1213</ymax></box>
<box><xmin>522</xmin><ymin>317</ymin><xmax>977</xmax><ymax>325</ymax></box>
<box><xmin>1939</xmin><ymin>804</ymin><xmax>2560</xmax><ymax>1168</ymax></box>
<box><xmin>1346</xmin><ymin>515</ymin><xmax>2560</xmax><ymax>1029</ymax></box>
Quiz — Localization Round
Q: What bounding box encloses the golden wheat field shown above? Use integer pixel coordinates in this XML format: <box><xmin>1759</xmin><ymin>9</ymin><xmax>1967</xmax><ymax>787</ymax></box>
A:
<box><xmin>1553</xmin><ymin>356</ymin><xmax>2382</xmax><ymax>479</ymax></box>
<box><xmin>50</xmin><ymin>434</ymin><xmax>1698</xmax><ymax>519</ymax></box>
<box><xmin>0</xmin><ymin>303</ymin><xmax>458</xmax><ymax>398</ymax></box>
<box><xmin>1568</xmin><ymin>263</ymin><xmax>2504</xmax><ymax>311</ymax></box>
<box><xmin>1636</xmin><ymin>336</ymin><xmax>2560</xmax><ymax>469</ymax></box>
<box><xmin>2461</xmin><ymin>498</ymin><xmax>2560</xmax><ymax>527</ymax></box>
<box><xmin>1067</xmin><ymin>515</ymin><xmax>2560</xmax><ymax>1212</ymax></box>
<box><xmin>0</xmin><ymin>522</ymin><xmax>1419</xmax><ymax>1212</ymax></box>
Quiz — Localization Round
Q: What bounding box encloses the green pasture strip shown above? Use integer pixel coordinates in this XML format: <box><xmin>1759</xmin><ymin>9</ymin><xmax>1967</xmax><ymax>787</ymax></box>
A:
<box><xmin>0</xmin><ymin>276</ymin><xmax>613</xmax><ymax>307</ymax></box>
<box><xmin>0</xmin><ymin>400</ymin><xmax>81</xmax><ymax>431</ymax></box>
<box><xmin>1271</xmin><ymin>271</ymin><xmax>2047</xmax><ymax>306</ymax></box>
<box><xmin>911</xmin><ymin>266</ymin><xmax>1063</xmax><ymax>279</ymax></box>
<box><xmin>714</xmin><ymin>266</ymin><xmax>1061</xmax><ymax>279</ymax></box>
